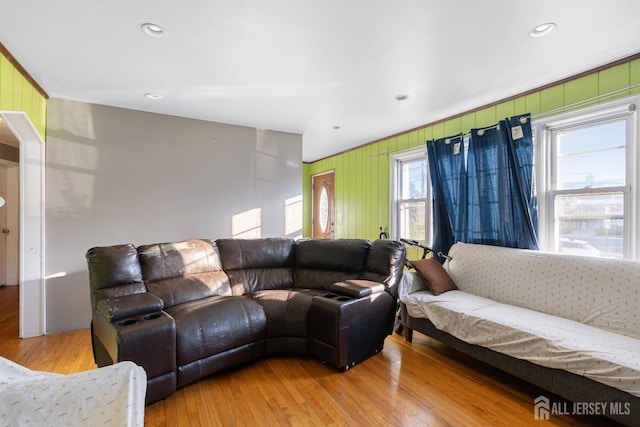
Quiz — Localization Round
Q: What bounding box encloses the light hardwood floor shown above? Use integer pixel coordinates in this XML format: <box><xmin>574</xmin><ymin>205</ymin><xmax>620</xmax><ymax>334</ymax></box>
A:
<box><xmin>0</xmin><ymin>285</ymin><xmax>618</xmax><ymax>426</ymax></box>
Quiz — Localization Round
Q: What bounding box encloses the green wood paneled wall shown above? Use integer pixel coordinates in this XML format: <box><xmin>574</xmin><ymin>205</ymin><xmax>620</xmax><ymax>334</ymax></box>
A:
<box><xmin>0</xmin><ymin>52</ymin><xmax>47</xmax><ymax>139</ymax></box>
<box><xmin>303</xmin><ymin>58</ymin><xmax>640</xmax><ymax>243</ymax></box>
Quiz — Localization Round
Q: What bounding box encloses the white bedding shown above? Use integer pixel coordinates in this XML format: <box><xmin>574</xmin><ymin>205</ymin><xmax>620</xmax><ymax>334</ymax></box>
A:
<box><xmin>445</xmin><ymin>242</ymin><xmax>640</xmax><ymax>340</ymax></box>
<box><xmin>0</xmin><ymin>357</ymin><xmax>146</xmax><ymax>427</ymax></box>
<box><xmin>401</xmin><ymin>281</ymin><xmax>640</xmax><ymax>397</ymax></box>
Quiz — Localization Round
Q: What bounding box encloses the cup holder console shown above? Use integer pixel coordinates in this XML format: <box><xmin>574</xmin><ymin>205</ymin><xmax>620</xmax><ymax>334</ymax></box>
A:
<box><xmin>117</xmin><ymin>311</ymin><xmax>164</xmax><ymax>327</ymax></box>
<box><xmin>310</xmin><ymin>288</ymin><xmax>384</xmax><ymax>370</ymax></box>
<box><xmin>144</xmin><ymin>313</ymin><xmax>163</xmax><ymax>320</ymax></box>
<box><xmin>322</xmin><ymin>293</ymin><xmax>352</xmax><ymax>303</ymax></box>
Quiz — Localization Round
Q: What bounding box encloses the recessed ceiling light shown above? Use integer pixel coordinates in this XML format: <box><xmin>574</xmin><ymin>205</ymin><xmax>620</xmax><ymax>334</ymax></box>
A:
<box><xmin>529</xmin><ymin>22</ymin><xmax>556</xmax><ymax>38</ymax></box>
<box><xmin>141</xmin><ymin>23</ymin><xmax>168</xmax><ymax>38</ymax></box>
<box><xmin>145</xmin><ymin>93</ymin><xmax>163</xmax><ymax>100</ymax></box>
<box><xmin>395</xmin><ymin>94</ymin><xmax>410</xmax><ymax>101</ymax></box>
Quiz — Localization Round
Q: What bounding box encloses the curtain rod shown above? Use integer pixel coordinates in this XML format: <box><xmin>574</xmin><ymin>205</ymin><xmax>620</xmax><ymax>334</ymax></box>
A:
<box><xmin>369</xmin><ymin>82</ymin><xmax>640</xmax><ymax>159</ymax></box>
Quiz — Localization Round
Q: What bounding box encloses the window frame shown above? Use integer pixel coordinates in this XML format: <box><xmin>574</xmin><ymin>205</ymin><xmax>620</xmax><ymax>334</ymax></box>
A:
<box><xmin>390</xmin><ymin>147</ymin><xmax>432</xmax><ymax>245</ymax></box>
<box><xmin>534</xmin><ymin>96</ymin><xmax>639</xmax><ymax>259</ymax></box>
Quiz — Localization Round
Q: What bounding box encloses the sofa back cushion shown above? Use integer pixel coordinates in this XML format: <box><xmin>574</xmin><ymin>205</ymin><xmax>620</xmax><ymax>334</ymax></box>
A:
<box><xmin>359</xmin><ymin>239</ymin><xmax>407</xmax><ymax>298</ymax></box>
<box><xmin>216</xmin><ymin>238</ymin><xmax>296</xmax><ymax>295</ymax></box>
<box><xmin>138</xmin><ymin>240</ymin><xmax>231</xmax><ymax>308</ymax></box>
<box><xmin>294</xmin><ymin>239</ymin><xmax>371</xmax><ymax>290</ymax></box>
<box><xmin>86</xmin><ymin>244</ymin><xmax>146</xmax><ymax>311</ymax></box>
<box><xmin>445</xmin><ymin>242</ymin><xmax>640</xmax><ymax>339</ymax></box>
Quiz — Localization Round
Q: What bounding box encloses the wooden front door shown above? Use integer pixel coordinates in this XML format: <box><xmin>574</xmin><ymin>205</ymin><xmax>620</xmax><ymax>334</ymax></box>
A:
<box><xmin>312</xmin><ymin>171</ymin><xmax>335</xmax><ymax>239</ymax></box>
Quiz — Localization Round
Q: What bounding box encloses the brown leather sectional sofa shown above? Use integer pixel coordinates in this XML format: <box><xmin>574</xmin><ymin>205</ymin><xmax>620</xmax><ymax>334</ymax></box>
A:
<box><xmin>86</xmin><ymin>237</ymin><xmax>406</xmax><ymax>404</ymax></box>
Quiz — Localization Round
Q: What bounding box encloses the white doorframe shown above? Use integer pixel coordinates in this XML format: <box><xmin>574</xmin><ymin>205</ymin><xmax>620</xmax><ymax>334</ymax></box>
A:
<box><xmin>0</xmin><ymin>111</ymin><xmax>46</xmax><ymax>338</ymax></box>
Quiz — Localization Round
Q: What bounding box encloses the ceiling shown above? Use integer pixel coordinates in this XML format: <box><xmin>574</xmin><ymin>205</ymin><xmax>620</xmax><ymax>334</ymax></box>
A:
<box><xmin>1</xmin><ymin>1</ymin><xmax>639</xmax><ymax>162</ymax></box>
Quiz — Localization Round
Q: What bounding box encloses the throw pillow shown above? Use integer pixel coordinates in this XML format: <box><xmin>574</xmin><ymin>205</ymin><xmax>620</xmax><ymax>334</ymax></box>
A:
<box><xmin>410</xmin><ymin>258</ymin><xmax>458</xmax><ymax>295</ymax></box>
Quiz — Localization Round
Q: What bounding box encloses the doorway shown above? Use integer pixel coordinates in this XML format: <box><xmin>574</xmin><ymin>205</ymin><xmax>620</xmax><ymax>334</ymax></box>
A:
<box><xmin>0</xmin><ymin>163</ymin><xmax>19</xmax><ymax>287</ymax></box>
<box><xmin>312</xmin><ymin>171</ymin><xmax>335</xmax><ymax>239</ymax></box>
<box><xmin>0</xmin><ymin>111</ymin><xmax>46</xmax><ymax>338</ymax></box>
<box><xmin>0</xmin><ymin>121</ymin><xmax>19</xmax><ymax>288</ymax></box>
<box><xmin>0</xmin><ymin>165</ymin><xmax>6</xmax><ymax>286</ymax></box>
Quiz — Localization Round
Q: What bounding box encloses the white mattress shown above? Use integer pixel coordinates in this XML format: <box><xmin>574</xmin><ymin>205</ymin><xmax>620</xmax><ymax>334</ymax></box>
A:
<box><xmin>446</xmin><ymin>242</ymin><xmax>640</xmax><ymax>340</ymax></box>
<box><xmin>401</xmin><ymin>271</ymin><xmax>640</xmax><ymax>398</ymax></box>
<box><xmin>0</xmin><ymin>357</ymin><xmax>147</xmax><ymax>426</ymax></box>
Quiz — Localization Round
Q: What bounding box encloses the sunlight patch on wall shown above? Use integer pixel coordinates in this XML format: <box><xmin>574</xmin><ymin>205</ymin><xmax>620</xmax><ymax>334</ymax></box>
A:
<box><xmin>46</xmin><ymin>99</ymin><xmax>95</xmax><ymax>140</ymax></box>
<box><xmin>47</xmin><ymin>139</ymin><xmax>97</xmax><ymax>170</ymax></box>
<box><xmin>46</xmin><ymin>138</ymin><xmax>97</xmax><ymax>219</ymax></box>
<box><xmin>232</xmin><ymin>208</ymin><xmax>262</xmax><ymax>238</ymax></box>
<box><xmin>285</xmin><ymin>195</ymin><xmax>302</xmax><ymax>238</ymax></box>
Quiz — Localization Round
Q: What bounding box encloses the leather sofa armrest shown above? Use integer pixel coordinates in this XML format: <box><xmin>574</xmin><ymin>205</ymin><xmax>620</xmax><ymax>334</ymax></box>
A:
<box><xmin>330</xmin><ymin>279</ymin><xmax>386</xmax><ymax>298</ymax></box>
<box><xmin>96</xmin><ymin>293</ymin><xmax>164</xmax><ymax>322</ymax></box>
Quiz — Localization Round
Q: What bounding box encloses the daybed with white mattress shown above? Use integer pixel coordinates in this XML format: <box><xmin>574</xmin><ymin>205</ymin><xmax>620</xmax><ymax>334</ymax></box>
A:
<box><xmin>399</xmin><ymin>242</ymin><xmax>640</xmax><ymax>426</ymax></box>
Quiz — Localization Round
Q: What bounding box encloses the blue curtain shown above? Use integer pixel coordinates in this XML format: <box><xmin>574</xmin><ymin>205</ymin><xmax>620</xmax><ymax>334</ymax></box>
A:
<box><xmin>466</xmin><ymin>125</ymin><xmax>504</xmax><ymax>246</ymax></box>
<box><xmin>427</xmin><ymin>134</ymin><xmax>466</xmax><ymax>260</ymax></box>
<box><xmin>428</xmin><ymin>113</ymin><xmax>538</xmax><ymax>256</ymax></box>
<box><xmin>505</xmin><ymin>114</ymin><xmax>538</xmax><ymax>248</ymax></box>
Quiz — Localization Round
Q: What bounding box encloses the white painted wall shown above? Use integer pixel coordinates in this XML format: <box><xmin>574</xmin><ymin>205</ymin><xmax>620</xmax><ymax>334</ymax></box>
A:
<box><xmin>45</xmin><ymin>99</ymin><xmax>303</xmax><ymax>333</ymax></box>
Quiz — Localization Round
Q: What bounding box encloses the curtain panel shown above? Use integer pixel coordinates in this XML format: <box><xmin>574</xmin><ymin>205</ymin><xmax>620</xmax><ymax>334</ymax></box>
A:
<box><xmin>427</xmin><ymin>113</ymin><xmax>538</xmax><ymax>258</ymax></box>
<box><xmin>427</xmin><ymin>134</ymin><xmax>466</xmax><ymax>261</ymax></box>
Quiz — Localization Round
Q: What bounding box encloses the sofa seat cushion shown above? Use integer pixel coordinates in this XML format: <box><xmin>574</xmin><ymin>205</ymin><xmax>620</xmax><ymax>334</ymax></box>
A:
<box><xmin>165</xmin><ymin>296</ymin><xmax>267</xmax><ymax>367</ymax></box>
<box><xmin>252</xmin><ymin>288</ymin><xmax>326</xmax><ymax>355</ymax></box>
<box><xmin>401</xmin><ymin>281</ymin><xmax>640</xmax><ymax>398</ymax></box>
<box><xmin>252</xmin><ymin>289</ymin><xmax>325</xmax><ymax>339</ymax></box>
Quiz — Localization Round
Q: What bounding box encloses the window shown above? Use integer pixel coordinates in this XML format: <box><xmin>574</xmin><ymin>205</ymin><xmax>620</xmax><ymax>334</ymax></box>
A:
<box><xmin>534</xmin><ymin>97</ymin><xmax>638</xmax><ymax>259</ymax></box>
<box><xmin>390</xmin><ymin>148</ymin><xmax>431</xmax><ymax>244</ymax></box>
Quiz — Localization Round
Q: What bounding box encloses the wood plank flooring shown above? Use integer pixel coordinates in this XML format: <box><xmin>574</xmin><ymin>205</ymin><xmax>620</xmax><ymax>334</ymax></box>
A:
<box><xmin>0</xmin><ymin>285</ymin><xmax>619</xmax><ymax>426</ymax></box>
